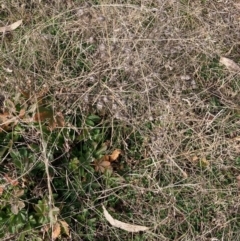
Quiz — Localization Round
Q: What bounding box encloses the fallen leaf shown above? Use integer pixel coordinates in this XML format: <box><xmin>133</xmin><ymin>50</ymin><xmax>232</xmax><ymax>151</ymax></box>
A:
<box><xmin>199</xmin><ymin>157</ymin><xmax>210</xmax><ymax>167</ymax></box>
<box><xmin>48</xmin><ymin>118</ymin><xmax>57</xmax><ymax>131</ymax></box>
<box><xmin>219</xmin><ymin>57</ymin><xmax>240</xmax><ymax>72</ymax></box>
<box><xmin>0</xmin><ymin>111</ymin><xmax>17</xmax><ymax>132</ymax></box>
<box><xmin>94</xmin><ymin>159</ymin><xmax>112</xmax><ymax>173</ymax></box>
<box><xmin>94</xmin><ymin>149</ymin><xmax>121</xmax><ymax>173</ymax></box>
<box><xmin>34</xmin><ymin>107</ymin><xmax>65</xmax><ymax>130</ymax></box>
<box><xmin>0</xmin><ymin>20</ymin><xmax>22</xmax><ymax>33</ymax></box>
<box><xmin>4</xmin><ymin>174</ymin><xmax>18</xmax><ymax>186</ymax></box>
<box><xmin>102</xmin><ymin>205</ymin><xmax>149</xmax><ymax>232</ymax></box>
<box><xmin>20</xmin><ymin>90</ymin><xmax>31</xmax><ymax>99</ymax></box>
<box><xmin>49</xmin><ymin>112</ymin><xmax>65</xmax><ymax>130</ymax></box>
<box><xmin>109</xmin><ymin>149</ymin><xmax>121</xmax><ymax>161</ymax></box>
<box><xmin>102</xmin><ymin>155</ymin><xmax>110</xmax><ymax>162</ymax></box>
<box><xmin>11</xmin><ymin>200</ymin><xmax>25</xmax><ymax>215</ymax></box>
<box><xmin>14</xmin><ymin>189</ymin><xmax>25</xmax><ymax>197</ymax></box>
<box><xmin>18</xmin><ymin>109</ymin><xmax>26</xmax><ymax>119</ymax></box>
<box><xmin>52</xmin><ymin>222</ymin><xmax>61</xmax><ymax>240</ymax></box>
<box><xmin>2</xmin><ymin>66</ymin><xmax>13</xmax><ymax>73</ymax></box>
<box><xmin>56</xmin><ymin>112</ymin><xmax>65</xmax><ymax>127</ymax></box>
<box><xmin>59</xmin><ymin>220</ymin><xmax>70</xmax><ymax>236</ymax></box>
<box><xmin>34</xmin><ymin>107</ymin><xmax>53</xmax><ymax>122</ymax></box>
<box><xmin>191</xmin><ymin>155</ymin><xmax>198</xmax><ymax>162</ymax></box>
<box><xmin>0</xmin><ymin>111</ymin><xmax>9</xmax><ymax>122</ymax></box>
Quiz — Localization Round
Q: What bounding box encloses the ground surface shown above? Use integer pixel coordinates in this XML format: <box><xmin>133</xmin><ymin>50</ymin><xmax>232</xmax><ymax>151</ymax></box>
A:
<box><xmin>0</xmin><ymin>1</ymin><xmax>240</xmax><ymax>240</ymax></box>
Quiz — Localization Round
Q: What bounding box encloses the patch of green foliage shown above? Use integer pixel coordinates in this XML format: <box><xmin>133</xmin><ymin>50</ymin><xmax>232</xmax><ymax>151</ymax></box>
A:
<box><xmin>0</xmin><ymin>106</ymin><xmax>131</xmax><ymax>240</ymax></box>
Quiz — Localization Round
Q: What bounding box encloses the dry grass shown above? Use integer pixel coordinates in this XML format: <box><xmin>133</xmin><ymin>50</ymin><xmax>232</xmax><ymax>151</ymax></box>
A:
<box><xmin>1</xmin><ymin>0</ymin><xmax>240</xmax><ymax>240</ymax></box>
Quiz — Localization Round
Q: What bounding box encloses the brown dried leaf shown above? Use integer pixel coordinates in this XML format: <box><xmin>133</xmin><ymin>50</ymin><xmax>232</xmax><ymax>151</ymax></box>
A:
<box><xmin>49</xmin><ymin>118</ymin><xmax>57</xmax><ymax>131</ymax></box>
<box><xmin>220</xmin><ymin>57</ymin><xmax>240</xmax><ymax>72</ymax></box>
<box><xmin>56</xmin><ymin>112</ymin><xmax>65</xmax><ymax>127</ymax></box>
<box><xmin>4</xmin><ymin>174</ymin><xmax>18</xmax><ymax>186</ymax></box>
<box><xmin>102</xmin><ymin>205</ymin><xmax>149</xmax><ymax>232</ymax></box>
<box><xmin>191</xmin><ymin>155</ymin><xmax>198</xmax><ymax>162</ymax></box>
<box><xmin>49</xmin><ymin>112</ymin><xmax>65</xmax><ymax>130</ymax></box>
<box><xmin>14</xmin><ymin>189</ymin><xmax>25</xmax><ymax>197</ymax></box>
<box><xmin>109</xmin><ymin>149</ymin><xmax>121</xmax><ymax>162</ymax></box>
<box><xmin>11</xmin><ymin>201</ymin><xmax>25</xmax><ymax>215</ymax></box>
<box><xmin>0</xmin><ymin>111</ymin><xmax>17</xmax><ymax>132</ymax></box>
<box><xmin>59</xmin><ymin>220</ymin><xmax>70</xmax><ymax>236</ymax></box>
<box><xmin>18</xmin><ymin>109</ymin><xmax>26</xmax><ymax>119</ymax></box>
<box><xmin>0</xmin><ymin>20</ymin><xmax>22</xmax><ymax>33</ymax></box>
<box><xmin>20</xmin><ymin>90</ymin><xmax>31</xmax><ymax>99</ymax></box>
<box><xmin>34</xmin><ymin>108</ymin><xmax>53</xmax><ymax>122</ymax></box>
<box><xmin>102</xmin><ymin>155</ymin><xmax>110</xmax><ymax>162</ymax></box>
<box><xmin>52</xmin><ymin>222</ymin><xmax>61</xmax><ymax>240</ymax></box>
<box><xmin>0</xmin><ymin>111</ymin><xmax>10</xmax><ymax>124</ymax></box>
<box><xmin>94</xmin><ymin>159</ymin><xmax>112</xmax><ymax>173</ymax></box>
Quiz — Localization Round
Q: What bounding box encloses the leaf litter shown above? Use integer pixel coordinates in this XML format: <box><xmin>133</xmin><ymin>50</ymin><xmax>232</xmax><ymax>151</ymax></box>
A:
<box><xmin>102</xmin><ymin>205</ymin><xmax>149</xmax><ymax>233</ymax></box>
<box><xmin>94</xmin><ymin>149</ymin><xmax>121</xmax><ymax>173</ymax></box>
<box><xmin>219</xmin><ymin>57</ymin><xmax>240</xmax><ymax>73</ymax></box>
<box><xmin>0</xmin><ymin>19</ymin><xmax>22</xmax><ymax>33</ymax></box>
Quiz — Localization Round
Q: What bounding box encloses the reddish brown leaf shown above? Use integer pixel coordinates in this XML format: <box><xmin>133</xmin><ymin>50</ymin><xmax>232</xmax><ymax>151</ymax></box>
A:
<box><xmin>49</xmin><ymin>112</ymin><xmax>65</xmax><ymax>130</ymax></box>
<box><xmin>56</xmin><ymin>112</ymin><xmax>65</xmax><ymax>127</ymax></box>
<box><xmin>4</xmin><ymin>174</ymin><xmax>18</xmax><ymax>186</ymax></box>
<box><xmin>20</xmin><ymin>90</ymin><xmax>31</xmax><ymax>99</ymax></box>
<box><xmin>34</xmin><ymin>108</ymin><xmax>53</xmax><ymax>122</ymax></box>
<box><xmin>18</xmin><ymin>109</ymin><xmax>26</xmax><ymax>119</ymax></box>
<box><xmin>48</xmin><ymin>118</ymin><xmax>57</xmax><ymax>131</ymax></box>
<box><xmin>0</xmin><ymin>111</ymin><xmax>17</xmax><ymax>132</ymax></box>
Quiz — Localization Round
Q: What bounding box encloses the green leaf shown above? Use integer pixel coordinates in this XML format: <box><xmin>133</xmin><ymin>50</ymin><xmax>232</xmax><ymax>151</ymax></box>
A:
<box><xmin>87</xmin><ymin>115</ymin><xmax>101</xmax><ymax>122</ymax></box>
